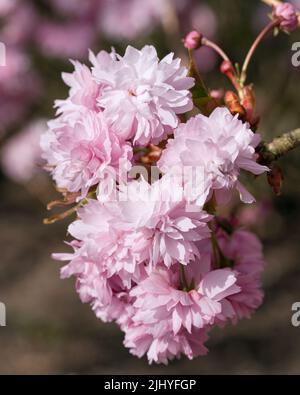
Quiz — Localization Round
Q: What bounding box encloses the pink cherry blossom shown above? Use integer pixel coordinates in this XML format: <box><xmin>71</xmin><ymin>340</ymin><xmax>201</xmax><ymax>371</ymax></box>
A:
<box><xmin>53</xmin><ymin>178</ymin><xmax>211</xmax><ymax>286</ymax></box>
<box><xmin>66</xmin><ymin>198</ymin><xmax>150</xmax><ymax>289</ymax></box>
<box><xmin>130</xmin><ymin>266</ymin><xmax>240</xmax><ymax>335</ymax></box>
<box><xmin>122</xmin><ymin>259</ymin><xmax>241</xmax><ymax>364</ymax></box>
<box><xmin>123</xmin><ymin>322</ymin><xmax>209</xmax><ymax>365</ymax></box>
<box><xmin>215</xmin><ymin>228</ymin><xmax>265</xmax><ymax>321</ymax></box>
<box><xmin>1</xmin><ymin>119</ymin><xmax>46</xmax><ymax>183</ymax></box>
<box><xmin>115</xmin><ymin>178</ymin><xmax>212</xmax><ymax>268</ymax></box>
<box><xmin>91</xmin><ymin>45</ymin><xmax>194</xmax><ymax>145</ymax></box>
<box><xmin>158</xmin><ymin>107</ymin><xmax>269</xmax><ymax>206</ymax></box>
<box><xmin>40</xmin><ymin>111</ymin><xmax>132</xmax><ymax>197</ymax></box>
<box><xmin>54</xmin><ymin>46</ymin><xmax>193</xmax><ymax>146</ymax></box>
<box><xmin>54</xmin><ymin>240</ymin><xmax>132</xmax><ymax>323</ymax></box>
<box><xmin>55</xmin><ymin>51</ymin><xmax>113</xmax><ymax>120</ymax></box>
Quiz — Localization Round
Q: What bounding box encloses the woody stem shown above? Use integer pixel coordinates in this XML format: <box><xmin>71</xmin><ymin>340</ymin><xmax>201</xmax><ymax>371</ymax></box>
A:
<box><xmin>259</xmin><ymin>128</ymin><xmax>300</xmax><ymax>163</ymax></box>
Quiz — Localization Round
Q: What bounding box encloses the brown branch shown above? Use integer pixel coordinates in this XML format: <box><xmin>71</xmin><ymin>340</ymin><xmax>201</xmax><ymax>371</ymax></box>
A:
<box><xmin>259</xmin><ymin>128</ymin><xmax>300</xmax><ymax>163</ymax></box>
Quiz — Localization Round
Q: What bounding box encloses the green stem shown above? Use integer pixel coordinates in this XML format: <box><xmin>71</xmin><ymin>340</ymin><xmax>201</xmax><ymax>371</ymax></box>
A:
<box><xmin>43</xmin><ymin>197</ymin><xmax>88</xmax><ymax>225</ymax></box>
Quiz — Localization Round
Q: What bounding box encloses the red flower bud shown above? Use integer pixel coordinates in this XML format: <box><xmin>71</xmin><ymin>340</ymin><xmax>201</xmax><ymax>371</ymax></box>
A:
<box><xmin>267</xmin><ymin>164</ymin><xmax>284</xmax><ymax>195</ymax></box>
<box><xmin>225</xmin><ymin>91</ymin><xmax>247</xmax><ymax>120</ymax></box>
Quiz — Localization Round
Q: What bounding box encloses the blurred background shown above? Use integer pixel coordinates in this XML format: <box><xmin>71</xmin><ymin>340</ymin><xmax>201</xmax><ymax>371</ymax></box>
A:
<box><xmin>0</xmin><ymin>0</ymin><xmax>300</xmax><ymax>374</ymax></box>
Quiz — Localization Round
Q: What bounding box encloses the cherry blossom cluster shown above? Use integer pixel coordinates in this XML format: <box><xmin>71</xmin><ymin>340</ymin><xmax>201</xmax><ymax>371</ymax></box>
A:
<box><xmin>41</xmin><ymin>43</ymin><xmax>270</xmax><ymax>364</ymax></box>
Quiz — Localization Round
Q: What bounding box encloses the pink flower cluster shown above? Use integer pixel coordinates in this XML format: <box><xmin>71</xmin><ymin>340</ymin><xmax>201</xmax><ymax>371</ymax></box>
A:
<box><xmin>42</xmin><ymin>45</ymin><xmax>268</xmax><ymax>364</ymax></box>
<box><xmin>54</xmin><ymin>191</ymin><xmax>265</xmax><ymax>363</ymax></box>
<box><xmin>41</xmin><ymin>46</ymin><xmax>194</xmax><ymax>196</ymax></box>
<box><xmin>158</xmin><ymin>107</ymin><xmax>269</xmax><ymax>206</ymax></box>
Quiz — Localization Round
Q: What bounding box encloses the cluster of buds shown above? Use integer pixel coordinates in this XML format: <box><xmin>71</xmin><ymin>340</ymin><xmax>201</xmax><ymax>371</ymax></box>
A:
<box><xmin>220</xmin><ymin>61</ymin><xmax>259</xmax><ymax>128</ymax></box>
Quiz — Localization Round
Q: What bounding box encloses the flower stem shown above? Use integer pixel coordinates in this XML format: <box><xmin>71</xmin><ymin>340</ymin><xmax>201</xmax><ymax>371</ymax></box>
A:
<box><xmin>200</xmin><ymin>38</ymin><xmax>243</xmax><ymax>94</ymax></box>
<box><xmin>43</xmin><ymin>197</ymin><xmax>88</xmax><ymax>224</ymax></box>
<box><xmin>201</xmin><ymin>37</ymin><xmax>231</xmax><ymax>62</ymax></box>
<box><xmin>241</xmin><ymin>20</ymin><xmax>280</xmax><ymax>85</ymax></box>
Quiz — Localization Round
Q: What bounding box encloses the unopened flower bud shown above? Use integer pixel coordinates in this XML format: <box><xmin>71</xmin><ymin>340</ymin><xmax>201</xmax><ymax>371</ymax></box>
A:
<box><xmin>273</xmin><ymin>2</ymin><xmax>298</xmax><ymax>32</ymax></box>
<box><xmin>224</xmin><ymin>91</ymin><xmax>247</xmax><ymax>120</ymax></box>
<box><xmin>210</xmin><ymin>89</ymin><xmax>224</xmax><ymax>101</ymax></box>
<box><xmin>240</xmin><ymin>85</ymin><xmax>259</xmax><ymax>128</ymax></box>
<box><xmin>267</xmin><ymin>164</ymin><xmax>284</xmax><ymax>195</ymax></box>
<box><xmin>183</xmin><ymin>30</ymin><xmax>203</xmax><ymax>50</ymax></box>
<box><xmin>220</xmin><ymin>60</ymin><xmax>234</xmax><ymax>75</ymax></box>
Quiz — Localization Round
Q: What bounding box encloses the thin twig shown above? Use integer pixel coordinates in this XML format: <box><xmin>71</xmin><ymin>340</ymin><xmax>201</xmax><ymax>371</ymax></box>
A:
<box><xmin>241</xmin><ymin>20</ymin><xmax>279</xmax><ymax>85</ymax></box>
<box><xmin>201</xmin><ymin>37</ymin><xmax>230</xmax><ymax>62</ymax></box>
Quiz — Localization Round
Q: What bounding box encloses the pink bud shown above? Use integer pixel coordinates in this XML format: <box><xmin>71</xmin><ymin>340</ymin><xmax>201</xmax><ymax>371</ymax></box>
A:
<box><xmin>209</xmin><ymin>89</ymin><xmax>224</xmax><ymax>101</ymax></box>
<box><xmin>273</xmin><ymin>2</ymin><xmax>298</xmax><ymax>32</ymax></box>
<box><xmin>183</xmin><ymin>30</ymin><xmax>202</xmax><ymax>50</ymax></box>
<box><xmin>220</xmin><ymin>60</ymin><xmax>234</xmax><ymax>75</ymax></box>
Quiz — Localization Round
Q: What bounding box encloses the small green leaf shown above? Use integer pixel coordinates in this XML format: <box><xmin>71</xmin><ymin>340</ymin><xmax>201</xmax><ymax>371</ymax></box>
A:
<box><xmin>187</xmin><ymin>49</ymin><xmax>216</xmax><ymax>114</ymax></box>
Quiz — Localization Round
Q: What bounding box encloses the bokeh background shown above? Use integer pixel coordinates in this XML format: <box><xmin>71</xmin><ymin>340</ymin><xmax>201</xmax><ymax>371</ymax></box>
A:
<box><xmin>0</xmin><ymin>0</ymin><xmax>300</xmax><ymax>374</ymax></box>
